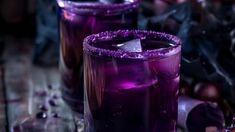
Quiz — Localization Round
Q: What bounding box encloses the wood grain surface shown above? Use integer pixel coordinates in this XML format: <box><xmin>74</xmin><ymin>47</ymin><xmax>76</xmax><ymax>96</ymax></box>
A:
<box><xmin>1</xmin><ymin>37</ymin><xmax>74</xmax><ymax>132</ymax></box>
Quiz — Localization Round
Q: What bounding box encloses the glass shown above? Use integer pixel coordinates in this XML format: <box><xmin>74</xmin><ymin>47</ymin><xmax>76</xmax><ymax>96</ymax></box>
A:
<box><xmin>57</xmin><ymin>0</ymin><xmax>139</xmax><ymax>115</ymax></box>
<box><xmin>83</xmin><ymin>30</ymin><xmax>181</xmax><ymax>132</ymax></box>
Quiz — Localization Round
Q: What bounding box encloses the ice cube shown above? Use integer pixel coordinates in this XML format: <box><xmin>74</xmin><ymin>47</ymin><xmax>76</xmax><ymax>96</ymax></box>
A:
<box><xmin>117</xmin><ymin>39</ymin><xmax>142</xmax><ymax>52</ymax></box>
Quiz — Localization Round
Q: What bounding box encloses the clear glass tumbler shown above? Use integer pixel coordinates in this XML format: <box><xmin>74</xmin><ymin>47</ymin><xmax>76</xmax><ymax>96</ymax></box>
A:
<box><xmin>83</xmin><ymin>30</ymin><xmax>181</xmax><ymax>132</ymax></box>
<box><xmin>57</xmin><ymin>0</ymin><xmax>139</xmax><ymax>126</ymax></box>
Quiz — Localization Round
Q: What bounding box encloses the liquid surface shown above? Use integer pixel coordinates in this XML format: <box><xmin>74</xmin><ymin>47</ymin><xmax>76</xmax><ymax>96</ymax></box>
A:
<box><xmin>93</xmin><ymin>39</ymin><xmax>173</xmax><ymax>52</ymax></box>
<box><xmin>60</xmin><ymin>0</ymin><xmax>130</xmax><ymax>4</ymax></box>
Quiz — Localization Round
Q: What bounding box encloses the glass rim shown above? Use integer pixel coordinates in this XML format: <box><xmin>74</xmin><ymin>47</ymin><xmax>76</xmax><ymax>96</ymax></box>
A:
<box><xmin>57</xmin><ymin>0</ymin><xmax>139</xmax><ymax>15</ymax></box>
<box><xmin>83</xmin><ymin>30</ymin><xmax>181</xmax><ymax>59</ymax></box>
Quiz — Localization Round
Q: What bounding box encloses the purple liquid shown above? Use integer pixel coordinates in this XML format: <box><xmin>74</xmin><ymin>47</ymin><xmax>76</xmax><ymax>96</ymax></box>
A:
<box><xmin>58</xmin><ymin>0</ymin><xmax>139</xmax><ymax>113</ymax></box>
<box><xmin>84</xmin><ymin>31</ymin><xmax>181</xmax><ymax>132</ymax></box>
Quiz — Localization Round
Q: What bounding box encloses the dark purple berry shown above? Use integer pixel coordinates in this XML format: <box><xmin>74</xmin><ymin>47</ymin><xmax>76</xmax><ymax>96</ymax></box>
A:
<box><xmin>49</xmin><ymin>99</ymin><xmax>58</xmax><ymax>107</ymax></box>
<box><xmin>13</xmin><ymin>124</ymin><xmax>21</xmax><ymax>132</ymax></box>
<box><xmin>39</xmin><ymin>105</ymin><xmax>48</xmax><ymax>111</ymax></box>
<box><xmin>51</xmin><ymin>112</ymin><xmax>59</xmax><ymax>118</ymax></box>
<box><xmin>48</xmin><ymin>84</ymin><xmax>53</xmax><ymax>90</ymax></box>
<box><xmin>52</xmin><ymin>94</ymin><xmax>59</xmax><ymax>99</ymax></box>
<box><xmin>194</xmin><ymin>82</ymin><xmax>221</xmax><ymax>102</ymax></box>
<box><xmin>36</xmin><ymin>112</ymin><xmax>47</xmax><ymax>119</ymax></box>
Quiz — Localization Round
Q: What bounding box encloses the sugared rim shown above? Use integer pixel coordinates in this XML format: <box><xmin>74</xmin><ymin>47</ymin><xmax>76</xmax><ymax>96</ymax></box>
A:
<box><xmin>57</xmin><ymin>0</ymin><xmax>139</xmax><ymax>15</ymax></box>
<box><xmin>83</xmin><ymin>30</ymin><xmax>181</xmax><ymax>59</ymax></box>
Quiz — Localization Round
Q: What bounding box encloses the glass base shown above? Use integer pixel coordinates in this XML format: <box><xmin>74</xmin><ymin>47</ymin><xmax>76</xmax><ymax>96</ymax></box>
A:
<box><xmin>73</xmin><ymin>112</ymin><xmax>84</xmax><ymax>132</ymax></box>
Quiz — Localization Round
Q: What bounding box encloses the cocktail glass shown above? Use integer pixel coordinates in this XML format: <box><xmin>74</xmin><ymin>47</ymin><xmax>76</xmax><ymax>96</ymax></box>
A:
<box><xmin>83</xmin><ymin>30</ymin><xmax>181</xmax><ymax>132</ymax></box>
<box><xmin>57</xmin><ymin>0</ymin><xmax>139</xmax><ymax>130</ymax></box>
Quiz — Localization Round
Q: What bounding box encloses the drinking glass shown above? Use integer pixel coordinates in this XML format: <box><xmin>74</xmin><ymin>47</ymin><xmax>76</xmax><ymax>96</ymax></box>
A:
<box><xmin>57</xmin><ymin>0</ymin><xmax>139</xmax><ymax>128</ymax></box>
<box><xmin>83</xmin><ymin>30</ymin><xmax>181</xmax><ymax>132</ymax></box>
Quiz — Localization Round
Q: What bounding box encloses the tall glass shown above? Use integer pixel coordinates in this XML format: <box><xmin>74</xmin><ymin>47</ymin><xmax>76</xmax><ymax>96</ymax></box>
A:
<box><xmin>83</xmin><ymin>30</ymin><xmax>181</xmax><ymax>132</ymax></box>
<box><xmin>57</xmin><ymin>0</ymin><xmax>139</xmax><ymax>116</ymax></box>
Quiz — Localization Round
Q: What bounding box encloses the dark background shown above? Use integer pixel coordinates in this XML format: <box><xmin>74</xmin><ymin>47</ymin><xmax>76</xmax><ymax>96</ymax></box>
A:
<box><xmin>0</xmin><ymin>0</ymin><xmax>235</xmax><ymax>131</ymax></box>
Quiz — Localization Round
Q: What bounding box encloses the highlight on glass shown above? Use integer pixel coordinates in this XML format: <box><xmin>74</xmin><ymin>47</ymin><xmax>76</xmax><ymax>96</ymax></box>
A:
<box><xmin>83</xmin><ymin>30</ymin><xmax>181</xmax><ymax>132</ymax></box>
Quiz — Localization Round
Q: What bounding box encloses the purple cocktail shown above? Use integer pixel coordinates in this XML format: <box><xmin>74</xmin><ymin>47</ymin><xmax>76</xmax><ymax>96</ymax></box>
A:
<box><xmin>57</xmin><ymin>0</ymin><xmax>139</xmax><ymax>113</ymax></box>
<box><xmin>84</xmin><ymin>30</ymin><xmax>181</xmax><ymax>132</ymax></box>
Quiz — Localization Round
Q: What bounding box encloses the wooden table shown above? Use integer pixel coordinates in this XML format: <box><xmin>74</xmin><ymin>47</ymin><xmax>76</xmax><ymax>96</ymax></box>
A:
<box><xmin>0</xmin><ymin>37</ymin><xmax>75</xmax><ymax>132</ymax></box>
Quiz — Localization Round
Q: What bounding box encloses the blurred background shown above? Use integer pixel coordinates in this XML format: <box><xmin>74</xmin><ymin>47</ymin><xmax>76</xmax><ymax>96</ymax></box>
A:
<box><xmin>0</xmin><ymin>0</ymin><xmax>235</xmax><ymax>132</ymax></box>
